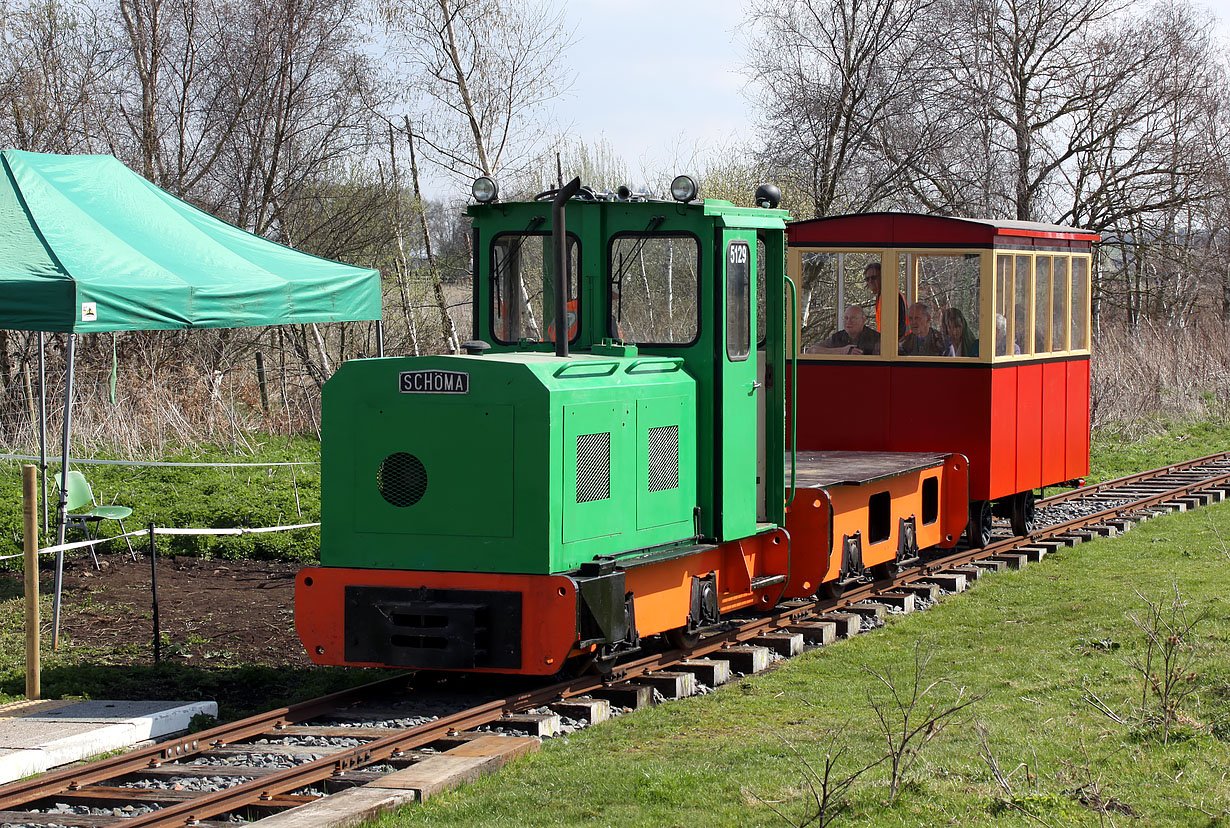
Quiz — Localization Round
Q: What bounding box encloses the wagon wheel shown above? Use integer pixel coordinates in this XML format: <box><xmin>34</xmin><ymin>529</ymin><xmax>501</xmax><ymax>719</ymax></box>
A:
<box><xmin>1010</xmin><ymin>490</ymin><xmax>1037</xmax><ymax>537</ymax></box>
<box><xmin>966</xmin><ymin>500</ymin><xmax>993</xmax><ymax>548</ymax></box>
<box><xmin>815</xmin><ymin>579</ymin><xmax>844</xmax><ymax>601</ymax></box>
<box><xmin>665</xmin><ymin>626</ymin><xmax>700</xmax><ymax>651</ymax></box>
<box><xmin>870</xmin><ymin>559</ymin><xmax>900</xmax><ymax>581</ymax></box>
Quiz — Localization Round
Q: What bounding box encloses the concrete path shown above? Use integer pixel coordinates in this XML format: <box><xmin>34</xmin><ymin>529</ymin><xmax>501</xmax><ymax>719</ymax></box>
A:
<box><xmin>0</xmin><ymin>698</ymin><xmax>217</xmax><ymax>785</ymax></box>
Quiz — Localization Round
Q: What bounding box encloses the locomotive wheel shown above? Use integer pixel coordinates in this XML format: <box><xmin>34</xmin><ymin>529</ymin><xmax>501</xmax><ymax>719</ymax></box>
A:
<box><xmin>966</xmin><ymin>500</ymin><xmax>993</xmax><ymax>548</ymax></box>
<box><xmin>665</xmin><ymin>626</ymin><xmax>700</xmax><ymax>651</ymax></box>
<box><xmin>1010</xmin><ymin>490</ymin><xmax>1037</xmax><ymax>536</ymax></box>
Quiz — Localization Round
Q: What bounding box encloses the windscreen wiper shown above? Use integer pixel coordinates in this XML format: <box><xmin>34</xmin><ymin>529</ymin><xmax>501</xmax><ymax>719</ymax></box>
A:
<box><xmin>611</xmin><ymin>216</ymin><xmax>666</xmax><ymax>322</ymax></box>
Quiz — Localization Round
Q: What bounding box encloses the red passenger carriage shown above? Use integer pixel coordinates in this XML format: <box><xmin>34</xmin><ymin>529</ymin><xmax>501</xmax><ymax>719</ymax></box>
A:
<box><xmin>786</xmin><ymin>213</ymin><xmax>1097</xmax><ymax>546</ymax></box>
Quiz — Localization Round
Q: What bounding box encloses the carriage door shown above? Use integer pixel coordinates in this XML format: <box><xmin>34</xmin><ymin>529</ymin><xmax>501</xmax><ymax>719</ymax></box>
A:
<box><xmin>717</xmin><ymin>231</ymin><xmax>758</xmax><ymax>541</ymax></box>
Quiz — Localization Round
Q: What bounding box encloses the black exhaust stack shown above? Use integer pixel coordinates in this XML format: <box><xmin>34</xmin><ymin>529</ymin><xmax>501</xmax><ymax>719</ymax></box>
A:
<box><xmin>552</xmin><ymin>177</ymin><xmax>581</xmax><ymax>358</ymax></box>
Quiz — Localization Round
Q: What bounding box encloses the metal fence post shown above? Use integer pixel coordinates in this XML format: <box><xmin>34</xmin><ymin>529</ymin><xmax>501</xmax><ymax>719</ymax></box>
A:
<box><xmin>149</xmin><ymin>523</ymin><xmax>160</xmax><ymax>664</ymax></box>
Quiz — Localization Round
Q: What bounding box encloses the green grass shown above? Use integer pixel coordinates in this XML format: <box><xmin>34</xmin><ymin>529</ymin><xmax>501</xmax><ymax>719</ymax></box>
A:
<box><xmin>371</xmin><ymin>501</ymin><xmax>1230</xmax><ymax>828</ymax></box>
<box><xmin>0</xmin><ymin>434</ymin><xmax>322</xmax><ymax>566</ymax></box>
<box><xmin>1088</xmin><ymin>419</ymin><xmax>1230</xmax><ymax>483</ymax></box>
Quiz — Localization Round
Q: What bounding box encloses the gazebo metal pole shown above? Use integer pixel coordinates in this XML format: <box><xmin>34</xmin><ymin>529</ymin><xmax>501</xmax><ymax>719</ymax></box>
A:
<box><xmin>51</xmin><ymin>332</ymin><xmax>76</xmax><ymax>650</ymax></box>
<box><xmin>38</xmin><ymin>331</ymin><xmax>47</xmax><ymax>534</ymax></box>
<box><xmin>376</xmin><ymin>320</ymin><xmax>385</xmax><ymax>357</ymax></box>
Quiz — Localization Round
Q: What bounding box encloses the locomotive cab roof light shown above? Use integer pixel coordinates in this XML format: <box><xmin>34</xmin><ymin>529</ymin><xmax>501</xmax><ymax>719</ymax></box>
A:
<box><xmin>755</xmin><ymin>183</ymin><xmax>781</xmax><ymax>209</ymax></box>
<box><xmin>670</xmin><ymin>175</ymin><xmax>698</xmax><ymax>203</ymax></box>
<box><xmin>472</xmin><ymin>176</ymin><xmax>499</xmax><ymax>203</ymax></box>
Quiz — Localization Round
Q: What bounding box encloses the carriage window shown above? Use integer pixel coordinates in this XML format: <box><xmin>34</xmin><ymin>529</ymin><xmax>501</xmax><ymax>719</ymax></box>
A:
<box><xmin>727</xmin><ymin>242</ymin><xmax>751</xmax><ymax>361</ymax></box>
<box><xmin>1051</xmin><ymin>257</ymin><xmax>1070</xmax><ymax>351</ymax></box>
<box><xmin>910</xmin><ymin>254</ymin><xmax>981</xmax><ymax>358</ymax></box>
<box><xmin>1034</xmin><ymin>256</ymin><xmax>1052</xmax><ymax>352</ymax></box>
<box><xmin>800</xmin><ymin>251</ymin><xmax>881</xmax><ymax>356</ymax></box>
<box><xmin>608</xmin><ymin>234</ymin><xmax>699</xmax><ymax>345</ymax></box>
<box><xmin>995</xmin><ymin>255</ymin><xmax>1012</xmax><ymax>356</ymax></box>
<box><xmin>1014</xmin><ymin>255</ymin><xmax>1032</xmax><ymax>355</ymax></box>
<box><xmin>492</xmin><ymin>232</ymin><xmax>579</xmax><ymax>345</ymax></box>
<box><xmin>1071</xmin><ymin>257</ymin><xmax>1090</xmax><ymax>350</ymax></box>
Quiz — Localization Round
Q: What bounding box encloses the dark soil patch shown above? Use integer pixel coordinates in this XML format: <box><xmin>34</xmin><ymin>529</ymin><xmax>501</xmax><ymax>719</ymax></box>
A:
<box><xmin>50</xmin><ymin>552</ymin><xmax>310</xmax><ymax>667</ymax></box>
<box><xmin>2</xmin><ymin>553</ymin><xmax>388</xmax><ymax>719</ymax></box>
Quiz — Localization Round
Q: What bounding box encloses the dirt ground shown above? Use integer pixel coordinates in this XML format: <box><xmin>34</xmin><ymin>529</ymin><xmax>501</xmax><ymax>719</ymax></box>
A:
<box><xmin>22</xmin><ymin>552</ymin><xmax>313</xmax><ymax>668</ymax></box>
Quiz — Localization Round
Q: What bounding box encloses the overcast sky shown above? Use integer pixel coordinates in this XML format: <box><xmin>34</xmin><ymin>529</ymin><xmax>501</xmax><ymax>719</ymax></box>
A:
<box><xmin>559</xmin><ymin>0</ymin><xmax>751</xmax><ymax>185</ymax></box>
<box><xmin>436</xmin><ymin>0</ymin><xmax>1230</xmax><ymax>197</ymax></box>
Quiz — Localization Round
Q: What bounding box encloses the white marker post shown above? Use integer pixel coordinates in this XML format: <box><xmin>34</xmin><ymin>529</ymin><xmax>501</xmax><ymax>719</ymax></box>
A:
<box><xmin>23</xmin><ymin>463</ymin><xmax>40</xmax><ymax>700</ymax></box>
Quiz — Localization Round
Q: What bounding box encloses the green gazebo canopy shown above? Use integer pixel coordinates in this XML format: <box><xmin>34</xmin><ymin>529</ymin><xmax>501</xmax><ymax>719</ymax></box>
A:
<box><xmin>0</xmin><ymin>150</ymin><xmax>381</xmax><ymax>332</ymax></box>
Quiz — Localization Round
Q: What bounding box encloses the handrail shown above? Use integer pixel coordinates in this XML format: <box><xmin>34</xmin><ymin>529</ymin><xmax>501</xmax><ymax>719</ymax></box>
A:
<box><xmin>553</xmin><ymin>360</ymin><xmax>620</xmax><ymax>378</ymax></box>
<box><xmin>626</xmin><ymin>357</ymin><xmax>685</xmax><ymax>373</ymax></box>
<box><xmin>785</xmin><ymin>274</ymin><xmax>798</xmax><ymax>507</ymax></box>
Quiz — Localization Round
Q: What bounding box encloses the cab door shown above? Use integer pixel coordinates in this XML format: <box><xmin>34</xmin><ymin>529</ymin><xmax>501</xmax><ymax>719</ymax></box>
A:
<box><xmin>716</xmin><ymin>231</ymin><xmax>758</xmax><ymax>541</ymax></box>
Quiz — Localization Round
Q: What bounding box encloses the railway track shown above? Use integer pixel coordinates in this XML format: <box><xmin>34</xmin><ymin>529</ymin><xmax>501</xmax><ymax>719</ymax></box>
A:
<box><xmin>2</xmin><ymin>452</ymin><xmax>1228</xmax><ymax>828</ymax></box>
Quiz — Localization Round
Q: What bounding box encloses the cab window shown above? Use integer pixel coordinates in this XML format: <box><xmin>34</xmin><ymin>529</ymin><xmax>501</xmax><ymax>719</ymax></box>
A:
<box><xmin>491</xmin><ymin>232</ymin><xmax>579</xmax><ymax>345</ymax></box>
<box><xmin>608</xmin><ymin>234</ymin><xmax>699</xmax><ymax>345</ymax></box>
<box><xmin>727</xmin><ymin>241</ymin><xmax>751</xmax><ymax>361</ymax></box>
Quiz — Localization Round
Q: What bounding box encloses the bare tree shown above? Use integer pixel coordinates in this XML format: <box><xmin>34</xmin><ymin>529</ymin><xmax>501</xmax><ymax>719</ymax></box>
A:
<box><xmin>0</xmin><ymin>0</ymin><xmax>121</xmax><ymax>153</ymax></box>
<box><xmin>378</xmin><ymin>0</ymin><xmax>573</xmax><ymax>186</ymax></box>
<box><xmin>743</xmin><ymin>0</ymin><xmax>937</xmax><ymax>220</ymax></box>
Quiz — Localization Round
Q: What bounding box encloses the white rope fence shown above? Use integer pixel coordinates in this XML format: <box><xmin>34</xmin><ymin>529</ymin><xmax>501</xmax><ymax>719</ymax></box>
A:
<box><xmin>0</xmin><ymin>453</ymin><xmax>315</xmax><ymax>468</ymax></box>
<box><xmin>0</xmin><ymin>522</ymin><xmax>320</xmax><ymax>561</ymax></box>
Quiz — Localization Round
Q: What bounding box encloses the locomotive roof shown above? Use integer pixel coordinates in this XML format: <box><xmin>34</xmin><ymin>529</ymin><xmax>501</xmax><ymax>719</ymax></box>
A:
<box><xmin>788</xmin><ymin>211</ymin><xmax>1099</xmax><ymax>249</ymax></box>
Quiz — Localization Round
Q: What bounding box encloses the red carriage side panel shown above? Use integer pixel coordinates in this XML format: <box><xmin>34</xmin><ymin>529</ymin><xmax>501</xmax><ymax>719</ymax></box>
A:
<box><xmin>1066</xmin><ymin>358</ymin><xmax>1091</xmax><ymax>480</ymax></box>
<box><xmin>1041</xmin><ymin>361</ymin><xmax>1068</xmax><ymax>485</ymax></box>
<box><xmin>790</xmin><ymin>362</ymin><xmax>893</xmax><ymax>450</ymax></box>
<box><xmin>1015</xmin><ymin>363</ymin><xmax>1044</xmax><ymax>493</ymax></box>
<box><xmin>989</xmin><ymin>366</ymin><xmax>1018</xmax><ymax>501</ymax></box>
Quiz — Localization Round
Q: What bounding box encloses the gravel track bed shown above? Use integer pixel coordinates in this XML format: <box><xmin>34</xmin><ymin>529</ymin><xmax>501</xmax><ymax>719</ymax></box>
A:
<box><xmin>188</xmin><ymin>752</ymin><xmax>322</xmax><ymax>768</ymax></box>
<box><xmin>120</xmin><ymin>774</ymin><xmax>255</xmax><ymax>791</ymax></box>
<box><xmin>253</xmin><ymin>735</ymin><xmax>365</xmax><ymax>748</ymax></box>
<box><xmin>1035</xmin><ymin>497</ymin><xmax>1135</xmax><ymax>527</ymax></box>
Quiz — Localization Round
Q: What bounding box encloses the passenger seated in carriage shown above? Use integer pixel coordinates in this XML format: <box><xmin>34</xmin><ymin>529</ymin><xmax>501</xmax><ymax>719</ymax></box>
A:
<box><xmin>942</xmin><ymin>307</ymin><xmax>978</xmax><ymax>357</ymax></box>
<box><xmin>900</xmin><ymin>302</ymin><xmax>945</xmax><ymax>356</ymax></box>
<box><xmin>808</xmin><ymin>305</ymin><xmax>880</xmax><ymax>355</ymax></box>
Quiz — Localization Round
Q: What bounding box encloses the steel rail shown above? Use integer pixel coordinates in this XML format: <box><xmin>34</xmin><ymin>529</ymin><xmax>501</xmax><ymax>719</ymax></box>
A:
<box><xmin>2</xmin><ymin>457</ymin><xmax>1228</xmax><ymax>825</ymax></box>
<box><xmin>1037</xmin><ymin>450</ymin><xmax>1230</xmax><ymax>506</ymax></box>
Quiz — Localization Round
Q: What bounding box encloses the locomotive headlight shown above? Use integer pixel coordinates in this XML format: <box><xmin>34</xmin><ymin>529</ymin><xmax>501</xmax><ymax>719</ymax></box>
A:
<box><xmin>670</xmin><ymin>174</ymin><xmax>698</xmax><ymax>203</ymax></box>
<box><xmin>472</xmin><ymin>176</ymin><xmax>499</xmax><ymax>203</ymax></box>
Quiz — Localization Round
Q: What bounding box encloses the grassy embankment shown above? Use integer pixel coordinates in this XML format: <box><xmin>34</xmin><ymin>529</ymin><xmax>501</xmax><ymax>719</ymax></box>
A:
<box><xmin>377</xmin><ymin>510</ymin><xmax>1230</xmax><ymax>828</ymax></box>
<box><xmin>367</xmin><ymin>426</ymin><xmax>1230</xmax><ymax>828</ymax></box>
